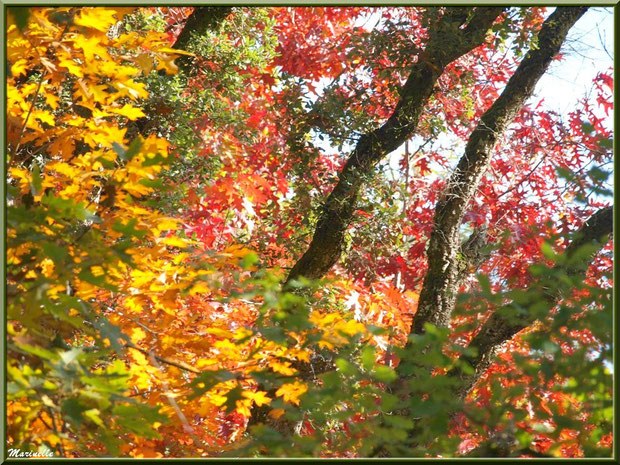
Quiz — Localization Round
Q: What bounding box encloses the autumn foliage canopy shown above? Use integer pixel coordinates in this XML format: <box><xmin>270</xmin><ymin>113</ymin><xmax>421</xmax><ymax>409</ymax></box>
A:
<box><xmin>6</xmin><ymin>6</ymin><xmax>613</xmax><ymax>458</ymax></box>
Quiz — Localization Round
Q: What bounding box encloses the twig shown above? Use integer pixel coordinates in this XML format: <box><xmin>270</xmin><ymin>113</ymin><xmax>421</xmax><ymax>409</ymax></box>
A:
<box><xmin>13</xmin><ymin>70</ymin><xmax>47</xmax><ymax>156</ymax></box>
<box><xmin>13</xmin><ymin>21</ymin><xmax>71</xmax><ymax>156</ymax></box>
<box><xmin>402</xmin><ymin>139</ymin><xmax>410</xmax><ymax>216</ymax></box>
<box><xmin>37</xmin><ymin>411</ymin><xmax>53</xmax><ymax>430</ymax></box>
<box><xmin>496</xmin><ymin>155</ymin><xmax>546</xmax><ymax>200</ymax></box>
<box><xmin>47</xmin><ymin>407</ymin><xmax>66</xmax><ymax>457</ymax></box>
<box><xmin>125</xmin><ymin>343</ymin><xmax>200</xmax><ymax>374</ymax></box>
<box><xmin>107</xmin><ymin>306</ymin><xmax>161</xmax><ymax>335</ymax></box>
<box><xmin>147</xmin><ymin>350</ymin><xmax>211</xmax><ymax>450</ymax></box>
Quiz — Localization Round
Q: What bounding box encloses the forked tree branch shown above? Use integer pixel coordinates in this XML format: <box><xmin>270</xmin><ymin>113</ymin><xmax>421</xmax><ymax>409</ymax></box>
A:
<box><xmin>408</xmin><ymin>7</ymin><xmax>589</xmax><ymax>342</ymax></box>
<box><xmin>286</xmin><ymin>7</ymin><xmax>505</xmax><ymax>283</ymax></box>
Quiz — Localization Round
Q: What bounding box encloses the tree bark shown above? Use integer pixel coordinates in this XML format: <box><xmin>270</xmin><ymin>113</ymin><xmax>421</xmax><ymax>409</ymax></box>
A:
<box><xmin>408</xmin><ymin>7</ymin><xmax>589</xmax><ymax>339</ymax></box>
<box><xmin>173</xmin><ymin>7</ymin><xmax>232</xmax><ymax>51</ymax></box>
<box><xmin>449</xmin><ymin>205</ymin><xmax>612</xmax><ymax>398</ymax></box>
<box><xmin>173</xmin><ymin>7</ymin><xmax>233</xmax><ymax>70</ymax></box>
<box><xmin>286</xmin><ymin>7</ymin><xmax>505</xmax><ymax>284</ymax></box>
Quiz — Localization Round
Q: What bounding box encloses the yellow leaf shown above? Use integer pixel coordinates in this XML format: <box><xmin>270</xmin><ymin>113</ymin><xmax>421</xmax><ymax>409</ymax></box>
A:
<box><xmin>11</xmin><ymin>59</ymin><xmax>28</xmax><ymax>77</ymax></box>
<box><xmin>189</xmin><ymin>281</ymin><xmax>210</xmax><ymax>296</ymax></box>
<box><xmin>59</xmin><ymin>57</ymin><xmax>83</xmax><ymax>77</ymax></box>
<box><xmin>32</xmin><ymin>109</ymin><xmax>55</xmax><ymax>127</ymax></box>
<box><xmin>84</xmin><ymin>408</ymin><xmax>104</xmax><ymax>426</ymax></box>
<box><xmin>205</xmin><ymin>327</ymin><xmax>234</xmax><ymax>338</ymax></box>
<box><xmin>160</xmin><ymin>236</ymin><xmax>189</xmax><ymax>248</ymax></box>
<box><xmin>74</xmin><ymin>8</ymin><xmax>118</xmax><ymax>32</ymax></box>
<box><xmin>44</xmin><ymin>91</ymin><xmax>60</xmax><ymax>110</ymax></box>
<box><xmin>269</xmin><ymin>408</ymin><xmax>286</xmax><ymax>419</ymax></box>
<box><xmin>131</xmin><ymin>327</ymin><xmax>147</xmax><ymax>342</ymax></box>
<box><xmin>196</xmin><ymin>359</ymin><xmax>217</xmax><ymax>369</ymax></box>
<box><xmin>110</xmin><ymin>103</ymin><xmax>146</xmax><ymax>121</ymax></box>
<box><xmin>269</xmin><ymin>361</ymin><xmax>297</xmax><ymax>376</ymax></box>
<box><xmin>155</xmin><ymin>47</ymin><xmax>196</xmax><ymax>57</ymax></box>
<box><xmin>155</xmin><ymin>53</ymin><xmax>178</xmax><ymax>75</ymax></box>
<box><xmin>275</xmin><ymin>382</ymin><xmax>307</xmax><ymax>406</ymax></box>
<box><xmin>89</xmin><ymin>84</ymin><xmax>110</xmax><ymax>104</ymax></box>
<box><xmin>73</xmin><ymin>34</ymin><xmax>112</xmax><ymax>62</ymax></box>
<box><xmin>242</xmin><ymin>390</ymin><xmax>271</xmax><ymax>407</ymax></box>
<box><xmin>134</xmin><ymin>54</ymin><xmax>154</xmax><ymax>74</ymax></box>
<box><xmin>209</xmin><ymin>392</ymin><xmax>227</xmax><ymax>407</ymax></box>
<box><xmin>90</xmin><ymin>266</ymin><xmax>105</xmax><ymax>277</ymax></box>
<box><xmin>336</xmin><ymin>319</ymin><xmax>366</xmax><ymax>336</ymax></box>
<box><xmin>45</xmin><ymin>434</ymin><xmax>61</xmax><ymax>447</ymax></box>
<box><xmin>235</xmin><ymin>398</ymin><xmax>252</xmax><ymax>417</ymax></box>
<box><xmin>115</xmin><ymin>79</ymin><xmax>149</xmax><ymax>100</ymax></box>
<box><xmin>41</xmin><ymin>258</ymin><xmax>55</xmax><ymax>278</ymax></box>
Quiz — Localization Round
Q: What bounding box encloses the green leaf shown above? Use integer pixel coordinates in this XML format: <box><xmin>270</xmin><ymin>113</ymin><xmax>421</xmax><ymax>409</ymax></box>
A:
<box><xmin>112</xmin><ymin>218</ymin><xmax>147</xmax><ymax>239</ymax></box>
<box><xmin>189</xmin><ymin>369</ymin><xmax>237</xmax><ymax>400</ymax></box>
<box><xmin>373</xmin><ymin>365</ymin><xmax>397</xmax><ymax>383</ymax></box>
<box><xmin>62</xmin><ymin>398</ymin><xmax>90</xmax><ymax>426</ymax></box>
<box><xmin>223</xmin><ymin>384</ymin><xmax>244</xmax><ymax>413</ymax></box>
<box><xmin>42</xmin><ymin>241</ymin><xmax>68</xmax><ymax>265</ymax></box>
<box><xmin>84</xmin><ymin>408</ymin><xmax>105</xmax><ymax>427</ymax></box>
<box><xmin>336</xmin><ymin>358</ymin><xmax>357</xmax><ymax>376</ymax></box>
<box><xmin>361</xmin><ymin>346</ymin><xmax>376</xmax><ymax>371</ymax></box>
<box><xmin>113</xmin><ymin>404</ymin><xmax>166</xmax><ymax>438</ymax></box>
<box><xmin>581</xmin><ymin>122</ymin><xmax>595</xmax><ymax>134</ymax></box>
<box><xmin>540</xmin><ymin>242</ymin><xmax>559</xmax><ymax>262</ymax></box>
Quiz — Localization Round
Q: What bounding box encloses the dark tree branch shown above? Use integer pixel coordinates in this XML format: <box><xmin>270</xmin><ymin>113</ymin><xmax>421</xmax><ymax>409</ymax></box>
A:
<box><xmin>286</xmin><ymin>7</ymin><xmax>505</xmax><ymax>284</ymax></box>
<box><xmin>129</xmin><ymin>7</ymin><xmax>232</xmax><ymax>138</ymax></box>
<box><xmin>409</xmin><ymin>7</ymin><xmax>589</xmax><ymax>338</ymax></box>
<box><xmin>450</xmin><ymin>205</ymin><xmax>612</xmax><ymax>398</ymax></box>
<box><xmin>172</xmin><ymin>7</ymin><xmax>233</xmax><ymax>70</ymax></box>
<box><xmin>173</xmin><ymin>7</ymin><xmax>232</xmax><ymax>51</ymax></box>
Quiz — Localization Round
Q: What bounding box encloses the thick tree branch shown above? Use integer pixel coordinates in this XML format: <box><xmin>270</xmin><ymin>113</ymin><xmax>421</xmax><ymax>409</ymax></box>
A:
<box><xmin>409</xmin><ymin>7</ymin><xmax>588</xmax><ymax>338</ymax></box>
<box><xmin>172</xmin><ymin>7</ymin><xmax>232</xmax><ymax>70</ymax></box>
<box><xmin>450</xmin><ymin>205</ymin><xmax>612</xmax><ymax>398</ymax></box>
<box><xmin>130</xmin><ymin>7</ymin><xmax>232</xmax><ymax>138</ymax></box>
<box><xmin>286</xmin><ymin>7</ymin><xmax>505</xmax><ymax>283</ymax></box>
<box><xmin>173</xmin><ymin>7</ymin><xmax>232</xmax><ymax>51</ymax></box>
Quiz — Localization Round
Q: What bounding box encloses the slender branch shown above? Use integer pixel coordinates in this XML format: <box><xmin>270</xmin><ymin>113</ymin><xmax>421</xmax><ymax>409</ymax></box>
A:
<box><xmin>13</xmin><ymin>71</ymin><xmax>46</xmax><ymax>156</ymax></box>
<box><xmin>47</xmin><ymin>407</ymin><xmax>66</xmax><ymax>457</ymax></box>
<box><xmin>125</xmin><ymin>343</ymin><xmax>200</xmax><ymax>374</ymax></box>
<box><xmin>37</xmin><ymin>411</ymin><xmax>53</xmax><ymax>430</ymax></box>
<box><xmin>495</xmin><ymin>155</ymin><xmax>546</xmax><ymax>200</ymax></box>
<box><xmin>107</xmin><ymin>306</ymin><xmax>161</xmax><ymax>335</ymax></box>
<box><xmin>13</xmin><ymin>21</ymin><xmax>71</xmax><ymax>158</ymax></box>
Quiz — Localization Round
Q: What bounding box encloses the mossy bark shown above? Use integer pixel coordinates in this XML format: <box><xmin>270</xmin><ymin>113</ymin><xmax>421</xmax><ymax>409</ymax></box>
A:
<box><xmin>286</xmin><ymin>7</ymin><xmax>505</xmax><ymax>284</ymax></box>
<box><xmin>409</xmin><ymin>7</ymin><xmax>589</xmax><ymax>339</ymax></box>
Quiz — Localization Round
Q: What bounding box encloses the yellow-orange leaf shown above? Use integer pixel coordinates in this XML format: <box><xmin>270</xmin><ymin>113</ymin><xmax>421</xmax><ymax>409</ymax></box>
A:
<box><xmin>276</xmin><ymin>382</ymin><xmax>308</xmax><ymax>406</ymax></box>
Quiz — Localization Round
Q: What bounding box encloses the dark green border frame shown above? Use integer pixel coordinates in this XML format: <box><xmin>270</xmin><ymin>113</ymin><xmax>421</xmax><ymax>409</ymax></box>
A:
<box><xmin>1</xmin><ymin>2</ymin><xmax>617</xmax><ymax>463</ymax></box>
